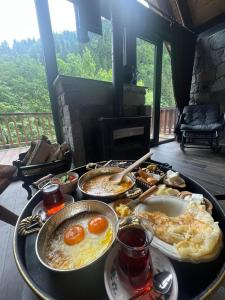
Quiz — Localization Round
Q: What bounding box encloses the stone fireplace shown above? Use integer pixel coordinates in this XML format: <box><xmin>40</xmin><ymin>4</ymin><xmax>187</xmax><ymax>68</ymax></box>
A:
<box><xmin>54</xmin><ymin>75</ymin><xmax>150</xmax><ymax>166</ymax></box>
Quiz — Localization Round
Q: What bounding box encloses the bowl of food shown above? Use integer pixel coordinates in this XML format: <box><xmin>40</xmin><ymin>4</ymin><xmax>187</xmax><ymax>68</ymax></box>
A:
<box><xmin>50</xmin><ymin>171</ymin><xmax>79</xmax><ymax>194</ymax></box>
<box><xmin>35</xmin><ymin>200</ymin><xmax>118</xmax><ymax>272</ymax></box>
<box><xmin>78</xmin><ymin>167</ymin><xmax>135</xmax><ymax>202</ymax></box>
<box><xmin>18</xmin><ymin>200</ymin><xmax>118</xmax><ymax>273</ymax></box>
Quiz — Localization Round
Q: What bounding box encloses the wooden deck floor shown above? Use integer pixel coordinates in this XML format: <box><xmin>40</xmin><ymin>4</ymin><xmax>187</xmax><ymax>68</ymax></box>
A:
<box><xmin>0</xmin><ymin>143</ymin><xmax>225</xmax><ymax>299</ymax></box>
<box><xmin>0</xmin><ymin>147</ymin><xmax>28</xmax><ymax>165</ymax></box>
<box><xmin>152</xmin><ymin>141</ymin><xmax>225</xmax><ymax>196</ymax></box>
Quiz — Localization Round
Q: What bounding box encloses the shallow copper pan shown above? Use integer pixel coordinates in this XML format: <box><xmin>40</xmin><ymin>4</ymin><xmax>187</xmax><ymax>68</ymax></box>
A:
<box><xmin>78</xmin><ymin>167</ymin><xmax>135</xmax><ymax>201</ymax></box>
<box><xmin>18</xmin><ymin>200</ymin><xmax>118</xmax><ymax>274</ymax></box>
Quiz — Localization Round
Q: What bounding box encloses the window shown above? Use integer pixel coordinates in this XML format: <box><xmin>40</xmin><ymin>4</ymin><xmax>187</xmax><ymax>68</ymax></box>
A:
<box><xmin>136</xmin><ymin>37</ymin><xmax>156</xmax><ymax>139</ymax></box>
<box><xmin>159</xmin><ymin>43</ymin><xmax>176</xmax><ymax>141</ymax></box>
<box><xmin>48</xmin><ymin>0</ymin><xmax>112</xmax><ymax>82</ymax></box>
<box><xmin>136</xmin><ymin>38</ymin><xmax>155</xmax><ymax>106</ymax></box>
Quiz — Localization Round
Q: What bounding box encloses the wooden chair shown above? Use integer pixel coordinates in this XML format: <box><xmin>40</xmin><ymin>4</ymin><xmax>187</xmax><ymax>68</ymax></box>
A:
<box><xmin>180</xmin><ymin>104</ymin><xmax>224</xmax><ymax>151</ymax></box>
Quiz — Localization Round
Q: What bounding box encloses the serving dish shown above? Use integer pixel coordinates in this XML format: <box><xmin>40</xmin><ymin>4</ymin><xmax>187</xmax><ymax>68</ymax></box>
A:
<box><xmin>134</xmin><ymin>196</ymin><xmax>223</xmax><ymax>263</ymax></box>
<box><xmin>104</xmin><ymin>244</ymin><xmax>178</xmax><ymax>300</ymax></box>
<box><xmin>32</xmin><ymin>193</ymin><xmax>74</xmax><ymax>221</ymax></box>
<box><xmin>78</xmin><ymin>166</ymin><xmax>135</xmax><ymax>201</ymax></box>
<box><xmin>19</xmin><ymin>200</ymin><xmax>118</xmax><ymax>274</ymax></box>
<box><xmin>38</xmin><ymin>171</ymin><xmax>79</xmax><ymax>194</ymax></box>
<box><xmin>13</xmin><ymin>160</ymin><xmax>225</xmax><ymax>300</ymax></box>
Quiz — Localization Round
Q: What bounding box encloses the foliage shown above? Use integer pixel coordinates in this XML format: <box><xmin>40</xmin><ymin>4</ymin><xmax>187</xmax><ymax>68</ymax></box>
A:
<box><xmin>0</xmin><ymin>20</ymin><xmax>174</xmax><ymax>113</ymax></box>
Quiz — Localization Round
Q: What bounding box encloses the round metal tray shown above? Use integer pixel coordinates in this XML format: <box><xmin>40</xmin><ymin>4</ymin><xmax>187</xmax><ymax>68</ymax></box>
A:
<box><xmin>14</xmin><ymin>160</ymin><xmax>225</xmax><ymax>300</ymax></box>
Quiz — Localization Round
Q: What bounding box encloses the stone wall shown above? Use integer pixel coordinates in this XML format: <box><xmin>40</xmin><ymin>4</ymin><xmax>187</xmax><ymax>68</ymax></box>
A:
<box><xmin>191</xmin><ymin>28</ymin><xmax>225</xmax><ymax>113</ymax></box>
<box><xmin>54</xmin><ymin>75</ymin><xmax>150</xmax><ymax>166</ymax></box>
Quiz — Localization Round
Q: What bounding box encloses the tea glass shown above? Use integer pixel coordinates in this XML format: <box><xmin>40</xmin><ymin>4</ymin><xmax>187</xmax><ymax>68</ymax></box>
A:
<box><xmin>117</xmin><ymin>215</ymin><xmax>154</xmax><ymax>291</ymax></box>
<box><xmin>42</xmin><ymin>183</ymin><xmax>65</xmax><ymax>216</ymax></box>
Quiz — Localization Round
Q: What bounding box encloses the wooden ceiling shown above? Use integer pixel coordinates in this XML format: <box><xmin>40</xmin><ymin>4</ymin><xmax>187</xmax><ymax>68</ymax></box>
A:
<box><xmin>188</xmin><ymin>0</ymin><xmax>225</xmax><ymax>26</ymax></box>
<box><xmin>146</xmin><ymin>0</ymin><xmax>225</xmax><ymax>33</ymax></box>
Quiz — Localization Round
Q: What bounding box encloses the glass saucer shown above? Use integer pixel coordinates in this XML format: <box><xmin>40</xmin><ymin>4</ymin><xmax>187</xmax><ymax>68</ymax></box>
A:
<box><xmin>104</xmin><ymin>244</ymin><xmax>178</xmax><ymax>300</ymax></box>
<box><xmin>32</xmin><ymin>194</ymin><xmax>74</xmax><ymax>222</ymax></box>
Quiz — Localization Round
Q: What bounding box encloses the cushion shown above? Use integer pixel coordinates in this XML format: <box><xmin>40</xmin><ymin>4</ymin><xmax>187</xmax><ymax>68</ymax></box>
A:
<box><xmin>181</xmin><ymin>122</ymin><xmax>224</xmax><ymax>132</ymax></box>
<box><xmin>0</xmin><ymin>165</ymin><xmax>17</xmax><ymax>194</ymax></box>
<box><xmin>183</xmin><ymin>104</ymin><xmax>221</xmax><ymax>126</ymax></box>
<box><xmin>0</xmin><ymin>165</ymin><xmax>17</xmax><ymax>179</ymax></box>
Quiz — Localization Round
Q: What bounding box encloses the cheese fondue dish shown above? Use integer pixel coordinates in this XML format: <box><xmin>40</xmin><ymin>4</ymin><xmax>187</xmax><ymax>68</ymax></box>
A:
<box><xmin>82</xmin><ymin>174</ymin><xmax>133</xmax><ymax>196</ymax></box>
<box><xmin>45</xmin><ymin>212</ymin><xmax>113</xmax><ymax>270</ymax></box>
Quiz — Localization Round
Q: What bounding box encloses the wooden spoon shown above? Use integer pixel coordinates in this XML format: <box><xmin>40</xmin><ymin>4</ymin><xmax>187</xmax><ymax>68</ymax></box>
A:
<box><xmin>110</xmin><ymin>152</ymin><xmax>153</xmax><ymax>184</ymax></box>
<box><xmin>127</xmin><ymin>185</ymin><xmax>158</xmax><ymax>209</ymax></box>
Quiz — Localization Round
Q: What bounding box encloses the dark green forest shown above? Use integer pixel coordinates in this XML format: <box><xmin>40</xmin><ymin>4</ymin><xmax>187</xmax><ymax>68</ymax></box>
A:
<box><xmin>0</xmin><ymin>20</ymin><xmax>175</xmax><ymax>113</ymax></box>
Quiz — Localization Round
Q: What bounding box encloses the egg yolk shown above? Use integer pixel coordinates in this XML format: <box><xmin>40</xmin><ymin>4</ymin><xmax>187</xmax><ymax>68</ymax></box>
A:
<box><xmin>88</xmin><ymin>216</ymin><xmax>108</xmax><ymax>234</ymax></box>
<box><xmin>64</xmin><ymin>225</ymin><xmax>85</xmax><ymax>245</ymax></box>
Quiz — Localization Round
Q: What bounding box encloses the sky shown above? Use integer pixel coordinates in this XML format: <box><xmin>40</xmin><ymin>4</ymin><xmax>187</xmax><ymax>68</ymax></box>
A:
<box><xmin>0</xmin><ymin>0</ymin><xmax>148</xmax><ymax>47</ymax></box>
<box><xmin>0</xmin><ymin>0</ymin><xmax>76</xmax><ymax>47</ymax></box>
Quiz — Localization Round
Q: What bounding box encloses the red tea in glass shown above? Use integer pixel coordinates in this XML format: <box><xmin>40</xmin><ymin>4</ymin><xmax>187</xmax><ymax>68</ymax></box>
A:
<box><xmin>42</xmin><ymin>184</ymin><xmax>65</xmax><ymax>216</ymax></box>
<box><xmin>117</xmin><ymin>222</ymin><xmax>153</xmax><ymax>290</ymax></box>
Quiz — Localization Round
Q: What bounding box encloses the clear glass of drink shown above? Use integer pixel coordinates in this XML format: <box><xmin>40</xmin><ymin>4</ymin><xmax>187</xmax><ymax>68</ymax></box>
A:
<box><xmin>117</xmin><ymin>216</ymin><xmax>154</xmax><ymax>291</ymax></box>
<box><xmin>42</xmin><ymin>184</ymin><xmax>65</xmax><ymax>216</ymax></box>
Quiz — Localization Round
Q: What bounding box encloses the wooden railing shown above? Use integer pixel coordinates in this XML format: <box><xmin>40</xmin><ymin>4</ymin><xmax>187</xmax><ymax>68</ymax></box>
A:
<box><xmin>159</xmin><ymin>107</ymin><xmax>176</xmax><ymax>137</ymax></box>
<box><xmin>0</xmin><ymin>112</ymin><xmax>56</xmax><ymax>149</ymax></box>
<box><xmin>0</xmin><ymin>108</ymin><xmax>176</xmax><ymax>149</ymax></box>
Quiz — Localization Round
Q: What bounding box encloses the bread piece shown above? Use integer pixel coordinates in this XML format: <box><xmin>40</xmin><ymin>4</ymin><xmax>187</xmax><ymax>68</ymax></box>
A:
<box><xmin>26</xmin><ymin>140</ymin><xmax>53</xmax><ymax>166</ymax></box>
<box><xmin>21</xmin><ymin>141</ymin><xmax>36</xmax><ymax>165</ymax></box>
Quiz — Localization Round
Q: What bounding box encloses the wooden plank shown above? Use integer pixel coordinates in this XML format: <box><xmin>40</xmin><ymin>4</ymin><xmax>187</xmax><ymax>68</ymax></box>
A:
<box><xmin>197</xmin><ymin>12</ymin><xmax>225</xmax><ymax>34</ymax></box>
<box><xmin>188</xmin><ymin>0</ymin><xmax>225</xmax><ymax>27</ymax></box>
<box><xmin>20</xmin><ymin>115</ymin><xmax>28</xmax><ymax>144</ymax></box>
<box><xmin>111</xmin><ymin>0</ymin><xmax>124</xmax><ymax>117</ymax></box>
<box><xmin>3</xmin><ymin>116</ymin><xmax>13</xmax><ymax>146</ymax></box>
<box><xmin>175</xmin><ymin>0</ymin><xmax>194</xmax><ymax>29</ymax></box>
<box><xmin>34</xmin><ymin>0</ymin><xmax>62</xmax><ymax>143</ymax></box>
<box><xmin>152</xmin><ymin>141</ymin><xmax>225</xmax><ymax>195</ymax></box>
<box><xmin>12</xmin><ymin>116</ymin><xmax>21</xmax><ymax>146</ymax></box>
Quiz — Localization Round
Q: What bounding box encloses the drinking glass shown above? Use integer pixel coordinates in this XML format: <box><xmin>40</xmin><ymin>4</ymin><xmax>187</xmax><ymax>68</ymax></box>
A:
<box><xmin>117</xmin><ymin>215</ymin><xmax>154</xmax><ymax>291</ymax></box>
<box><xmin>42</xmin><ymin>184</ymin><xmax>65</xmax><ymax>216</ymax></box>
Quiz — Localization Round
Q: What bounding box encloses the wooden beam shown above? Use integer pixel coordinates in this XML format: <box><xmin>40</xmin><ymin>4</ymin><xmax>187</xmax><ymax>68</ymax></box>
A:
<box><xmin>122</xmin><ymin>0</ymin><xmax>173</xmax><ymax>42</ymax></box>
<box><xmin>152</xmin><ymin>42</ymin><xmax>163</xmax><ymax>144</ymax></box>
<box><xmin>34</xmin><ymin>0</ymin><xmax>62</xmax><ymax>143</ymax></box>
<box><xmin>197</xmin><ymin>12</ymin><xmax>225</xmax><ymax>35</ymax></box>
<box><xmin>156</xmin><ymin>0</ymin><xmax>174</xmax><ymax>18</ymax></box>
<box><xmin>175</xmin><ymin>0</ymin><xmax>194</xmax><ymax>30</ymax></box>
<box><xmin>111</xmin><ymin>0</ymin><xmax>124</xmax><ymax>117</ymax></box>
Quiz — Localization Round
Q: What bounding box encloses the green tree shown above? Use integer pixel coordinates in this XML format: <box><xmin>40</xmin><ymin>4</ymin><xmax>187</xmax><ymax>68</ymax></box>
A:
<box><xmin>0</xmin><ymin>19</ymin><xmax>175</xmax><ymax>113</ymax></box>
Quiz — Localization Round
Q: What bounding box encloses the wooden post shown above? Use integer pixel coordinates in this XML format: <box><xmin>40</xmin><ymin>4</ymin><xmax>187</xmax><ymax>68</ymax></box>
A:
<box><xmin>34</xmin><ymin>0</ymin><xmax>62</xmax><ymax>143</ymax></box>
<box><xmin>111</xmin><ymin>0</ymin><xmax>124</xmax><ymax>117</ymax></box>
<box><xmin>152</xmin><ymin>42</ymin><xmax>163</xmax><ymax>143</ymax></box>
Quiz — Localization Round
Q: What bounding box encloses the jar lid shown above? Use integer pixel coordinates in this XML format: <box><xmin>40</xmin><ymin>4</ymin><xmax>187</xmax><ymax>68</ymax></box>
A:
<box><xmin>42</xmin><ymin>183</ymin><xmax>59</xmax><ymax>194</ymax></box>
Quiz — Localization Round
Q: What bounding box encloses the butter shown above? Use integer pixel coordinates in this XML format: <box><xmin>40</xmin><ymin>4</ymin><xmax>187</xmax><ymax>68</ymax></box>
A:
<box><xmin>167</xmin><ymin>170</ymin><xmax>179</xmax><ymax>179</ymax></box>
<box><xmin>166</xmin><ymin>170</ymin><xmax>180</xmax><ymax>184</ymax></box>
<box><xmin>184</xmin><ymin>193</ymin><xmax>204</xmax><ymax>204</ymax></box>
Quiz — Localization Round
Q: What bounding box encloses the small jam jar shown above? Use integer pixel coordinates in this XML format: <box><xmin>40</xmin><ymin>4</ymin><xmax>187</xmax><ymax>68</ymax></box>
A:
<box><xmin>42</xmin><ymin>184</ymin><xmax>65</xmax><ymax>216</ymax></box>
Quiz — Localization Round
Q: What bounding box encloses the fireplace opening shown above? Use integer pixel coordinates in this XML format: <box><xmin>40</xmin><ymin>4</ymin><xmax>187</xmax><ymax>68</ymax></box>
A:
<box><xmin>98</xmin><ymin>116</ymin><xmax>151</xmax><ymax>160</ymax></box>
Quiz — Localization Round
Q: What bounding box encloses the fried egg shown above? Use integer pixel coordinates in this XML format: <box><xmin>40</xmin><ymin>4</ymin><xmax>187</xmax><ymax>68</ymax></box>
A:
<box><xmin>45</xmin><ymin>213</ymin><xmax>113</xmax><ymax>270</ymax></box>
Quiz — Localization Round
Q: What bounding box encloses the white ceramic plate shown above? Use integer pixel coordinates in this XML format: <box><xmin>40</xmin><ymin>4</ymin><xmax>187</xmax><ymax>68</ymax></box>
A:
<box><xmin>32</xmin><ymin>194</ymin><xmax>74</xmax><ymax>221</ymax></box>
<box><xmin>104</xmin><ymin>244</ymin><xmax>178</xmax><ymax>300</ymax></box>
<box><xmin>134</xmin><ymin>196</ymin><xmax>223</xmax><ymax>263</ymax></box>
